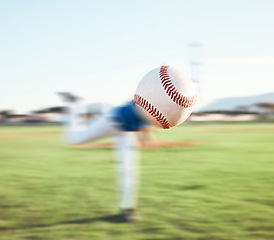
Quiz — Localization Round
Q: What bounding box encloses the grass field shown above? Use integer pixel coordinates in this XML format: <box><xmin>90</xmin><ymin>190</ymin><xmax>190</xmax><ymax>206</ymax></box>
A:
<box><xmin>0</xmin><ymin>123</ymin><xmax>274</xmax><ymax>240</ymax></box>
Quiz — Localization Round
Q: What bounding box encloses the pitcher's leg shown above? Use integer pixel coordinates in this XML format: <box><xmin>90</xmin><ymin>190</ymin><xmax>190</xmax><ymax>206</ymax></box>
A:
<box><xmin>116</xmin><ymin>132</ymin><xmax>140</xmax><ymax>220</ymax></box>
<box><xmin>63</xmin><ymin>101</ymin><xmax>120</xmax><ymax>145</ymax></box>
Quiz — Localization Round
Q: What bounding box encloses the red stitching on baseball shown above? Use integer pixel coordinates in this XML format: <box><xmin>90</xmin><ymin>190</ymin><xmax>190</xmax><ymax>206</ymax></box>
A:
<box><xmin>159</xmin><ymin>65</ymin><xmax>197</xmax><ymax>108</ymax></box>
<box><xmin>134</xmin><ymin>94</ymin><xmax>171</xmax><ymax>129</ymax></box>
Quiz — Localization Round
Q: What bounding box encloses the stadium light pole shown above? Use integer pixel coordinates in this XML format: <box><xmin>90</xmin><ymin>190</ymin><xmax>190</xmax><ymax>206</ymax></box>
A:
<box><xmin>187</xmin><ymin>43</ymin><xmax>202</xmax><ymax>89</ymax></box>
<box><xmin>188</xmin><ymin>42</ymin><xmax>203</xmax><ymax>109</ymax></box>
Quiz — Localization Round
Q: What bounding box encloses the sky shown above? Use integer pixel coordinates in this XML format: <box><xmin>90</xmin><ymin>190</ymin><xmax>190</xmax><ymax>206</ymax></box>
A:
<box><xmin>1</xmin><ymin>0</ymin><xmax>274</xmax><ymax>113</ymax></box>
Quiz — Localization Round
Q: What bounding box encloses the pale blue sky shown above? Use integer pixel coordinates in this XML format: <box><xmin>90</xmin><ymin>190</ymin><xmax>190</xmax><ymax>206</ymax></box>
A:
<box><xmin>1</xmin><ymin>0</ymin><xmax>274</xmax><ymax>113</ymax></box>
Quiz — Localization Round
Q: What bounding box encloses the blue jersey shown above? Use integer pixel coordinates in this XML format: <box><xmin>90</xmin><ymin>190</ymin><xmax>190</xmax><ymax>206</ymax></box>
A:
<box><xmin>111</xmin><ymin>101</ymin><xmax>149</xmax><ymax>131</ymax></box>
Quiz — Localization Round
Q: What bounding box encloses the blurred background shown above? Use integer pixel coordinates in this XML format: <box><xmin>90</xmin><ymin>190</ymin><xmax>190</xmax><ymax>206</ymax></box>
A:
<box><xmin>1</xmin><ymin>1</ymin><xmax>274</xmax><ymax>240</ymax></box>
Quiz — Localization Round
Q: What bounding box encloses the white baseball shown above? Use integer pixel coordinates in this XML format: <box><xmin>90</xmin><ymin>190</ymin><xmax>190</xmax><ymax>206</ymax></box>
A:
<box><xmin>134</xmin><ymin>65</ymin><xmax>197</xmax><ymax>129</ymax></box>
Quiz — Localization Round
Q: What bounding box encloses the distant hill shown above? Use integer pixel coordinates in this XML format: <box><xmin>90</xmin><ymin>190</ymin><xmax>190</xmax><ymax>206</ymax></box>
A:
<box><xmin>200</xmin><ymin>92</ymin><xmax>274</xmax><ymax>112</ymax></box>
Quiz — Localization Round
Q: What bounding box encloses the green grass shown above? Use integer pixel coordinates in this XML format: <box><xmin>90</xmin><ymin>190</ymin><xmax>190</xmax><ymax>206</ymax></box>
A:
<box><xmin>0</xmin><ymin>123</ymin><xmax>274</xmax><ymax>240</ymax></box>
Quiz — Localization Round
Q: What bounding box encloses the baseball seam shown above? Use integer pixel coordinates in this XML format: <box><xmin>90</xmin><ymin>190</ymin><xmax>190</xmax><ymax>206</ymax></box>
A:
<box><xmin>159</xmin><ymin>65</ymin><xmax>197</xmax><ymax>108</ymax></box>
<box><xmin>134</xmin><ymin>94</ymin><xmax>171</xmax><ymax>129</ymax></box>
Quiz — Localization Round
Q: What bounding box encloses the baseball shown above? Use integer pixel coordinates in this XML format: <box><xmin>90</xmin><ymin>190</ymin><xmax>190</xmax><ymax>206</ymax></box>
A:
<box><xmin>134</xmin><ymin>65</ymin><xmax>197</xmax><ymax>129</ymax></box>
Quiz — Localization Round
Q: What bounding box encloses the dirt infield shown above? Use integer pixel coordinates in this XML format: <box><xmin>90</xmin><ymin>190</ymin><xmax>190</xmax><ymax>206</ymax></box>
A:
<box><xmin>0</xmin><ymin>133</ymin><xmax>206</xmax><ymax>149</ymax></box>
<box><xmin>77</xmin><ymin>140</ymin><xmax>207</xmax><ymax>149</ymax></box>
